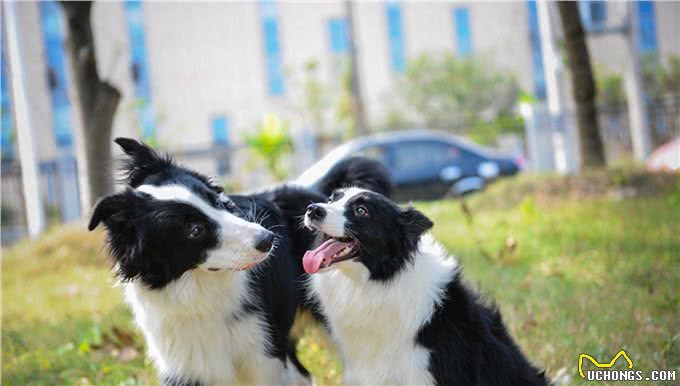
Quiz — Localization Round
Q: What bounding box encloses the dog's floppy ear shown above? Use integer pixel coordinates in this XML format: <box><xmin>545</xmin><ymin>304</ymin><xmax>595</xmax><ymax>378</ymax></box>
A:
<box><xmin>89</xmin><ymin>189</ymin><xmax>152</xmax><ymax>284</ymax></box>
<box><xmin>114</xmin><ymin>137</ymin><xmax>172</xmax><ymax>187</ymax></box>
<box><xmin>88</xmin><ymin>189</ymin><xmax>146</xmax><ymax>231</ymax></box>
<box><xmin>400</xmin><ymin>206</ymin><xmax>433</xmax><ymax>253</ymax></box>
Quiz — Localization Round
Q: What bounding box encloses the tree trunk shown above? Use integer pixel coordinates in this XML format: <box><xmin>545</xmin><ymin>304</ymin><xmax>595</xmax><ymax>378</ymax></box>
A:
<box><xmin>556</xmin><ymin>1</ymin><xmax>606</xmax><ymax>168</ymax></box>
<box><xmin>60</xmin><ymin>1</ymin><xmax>120</xmax><ymax>209</ymax></box>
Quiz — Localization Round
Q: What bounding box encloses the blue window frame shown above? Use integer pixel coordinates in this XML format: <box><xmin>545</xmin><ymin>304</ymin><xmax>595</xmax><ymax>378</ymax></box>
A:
<box><xmin>261</xmin><ymin>0</ymin><xmax>284</xmax><ymax>96</ymax></box>
<box><xmin>386</xmin><ymin>1</ymin><xmax>405</xmax><ymax>72</ymax></box>
<box><xmin>328</xmin><ymin>18</ymin><xmax>348</xmax><ymax>54</ymax></box>
<box><xmin>125</xmin><ymin>1</ymin><xmax>156</xmax><ymax>139</ymax></box>
<box><xmin>1</xmin><ymin>46</ymin><xmax>13</xmax><ymax>161</ymax></box>
<box><xmin>526</xmin><ymin>0</ymin><xmax>546</xmax><ymax>99</ymax></box>
<box><xmin>212</xmin><ymin>116</ymin><xmax>229</xmax><ymax>146</ymax></box>
<box><xmin>39</xmin><ymin>1</ymin><xmax>73</xmax><ymax>149</ymax></box>
<box><xmin>578</xmin><ymin>1</ymin><xmax>607</xmax><ymax>30</ymax></box>
<box><xmin>453</xmin><ymin>7</ymin><xmax>472</xmax><ymax>57</ymax></box>
<box><xmin>637</xmin><ymin>1</ymin><xmax>658</xmax><ymax>54</ymax></box>
<box><xmin>212</xmin><ymin>116</ymin><xmax>230</xmax><ymax>175</ymax></box>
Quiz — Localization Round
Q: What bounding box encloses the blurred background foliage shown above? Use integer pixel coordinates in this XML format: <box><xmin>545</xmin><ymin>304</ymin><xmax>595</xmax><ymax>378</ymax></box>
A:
<box><xmin>244</xmin><ymin>114</ymin><xmax>293</xmax><ymax>181</ymax></box>
<box><xmin>398</xmin><ymin>53</ymin><xmax>521</xmax><ymax>138</ymax></box>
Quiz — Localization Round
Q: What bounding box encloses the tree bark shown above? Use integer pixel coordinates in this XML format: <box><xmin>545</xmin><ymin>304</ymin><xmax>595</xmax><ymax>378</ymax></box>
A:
<box><xmin>557</xmin><ymin>1</ymin><xmax>606</xmax><ymax>168</ymax></box>
<box><xmin>60</xmin><ymin>1</ymin><xmax>120</xmax><ymax>208</ymax></box>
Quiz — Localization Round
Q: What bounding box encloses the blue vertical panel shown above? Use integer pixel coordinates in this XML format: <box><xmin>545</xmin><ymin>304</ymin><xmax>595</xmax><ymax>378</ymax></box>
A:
<box><xmin>212</xmin><ymin>116</ymin><xmax>230</xmax><ymax>175</ymax></box>
<box><xmin>328</xmin><ymin>18</ymin><xmax>348</xmax><ymax>53</ymax></box>
<box><xmin>1</xmin><ymin>45</ymin><xmax>13</xmax><ymax>161</ymax></box>
<box><xmin>39</xmin><ymin>1</ymin><xmax>73</xmax><ymax>149</ymax></box>
<box><xmin>261</xmin><ymin>0</ymin><xmax>284</xmax><ymax>96</ymax></box>
<box><xmin>590</xmin><ymin>1</ymin><xmax>607</xmax><ymax>25</ymax></box>
<box><xmin>578</xmin><ymin>1</ymin><xmax>607</xmax><ymax>30</ymax></box>
<box><xmin>526</xmin><ymin>0</ymin><xmax>546</xmax><ymax>100</ymax></box>
<box><xmin>454</xmin><ymin>7</ymin><xmax>472</xmax><ymax>57</ymax></box>
<box><xmin>386</xmin><ymin>1</ymin><xmax>405</xmax><ymax>72</ymax></box>
<box><xmin>212</xmin><ymin>116</ymin><xmax>229</xmax><ymax>145</ymax></box>
<box><xmin>125</xmin><ymin>1</ymin><xmax>156</xmax><ymax>138</ymax></box>
<box><xmin>637</xmin><ymin>1</ymin><xmax>658</xmax><ymax>54</ymax></box>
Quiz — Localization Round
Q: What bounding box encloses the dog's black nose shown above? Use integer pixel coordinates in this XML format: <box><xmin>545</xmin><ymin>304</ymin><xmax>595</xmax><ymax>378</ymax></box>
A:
<box><xmin>254</xmin><ymin>231</ymin><xmax>274</xmax><ymax>253</ymax></box>
<box><xmin>306</xmin><ymin>204</ymin><xmax>326</xmax><ymax>220</ymax></box>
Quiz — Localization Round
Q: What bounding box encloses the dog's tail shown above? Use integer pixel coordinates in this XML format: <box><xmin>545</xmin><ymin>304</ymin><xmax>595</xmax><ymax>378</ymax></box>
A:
<box><xmin>297</xmin><ymin>156</ymin><xmax>393</xmax><ymax>198</ymax></box>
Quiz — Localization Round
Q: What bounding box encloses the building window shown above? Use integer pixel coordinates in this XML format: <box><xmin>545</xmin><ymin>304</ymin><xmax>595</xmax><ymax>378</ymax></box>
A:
<box><xmin>261</xmin><ymin>0</ymin><xmax>284</xmax><ymax>96</ymax></box>
<box><xmin>526</xmin><ymin>0</ymin><xmax>546</xmax><ymax>99</ymax></box>
<box><xmin>453</xmin><ymin>7</ymin><xmax>472</xmax><ymax>57</ymax></box>
<box><xmin>212</xmin><ymin>116</ymin><xmax>230</xmax><ymax>175</ymax></box>
<box><xmin>212</xmin><ymin>116</ymin><xmax>230</xmax><ymax>146</ymax></box>
<box><xmin>328</xmin><ymin>18</ymin><xmax>348</xmax><ymax>54</ymax></box>
<box><xmin>386</xmin><ymin>1</ymin><xmax>405</xmax><ymax>72</ymax></box>
<box><xmin>39</xmin><ymin>1</ymin><xmax>73</xmax><ymax>149</ymax></box>
<box><xmin>579</xmin><ymin>0</ymin><xmax>607</xmax><ymax>31</ymax></box>
<box><xmin>125</xmin><ymin>0</ymin><xmax>155</xmax><ymax>140</ymax></box>
<box><xmin>637</xmin><ymin>1</ymin><xmax>658</xmax><ymax>54</ymax></box>
<box><xmin>1</xmin><ymin>46</ymin><xmax>13</xmax><ymax>162</ymax></box>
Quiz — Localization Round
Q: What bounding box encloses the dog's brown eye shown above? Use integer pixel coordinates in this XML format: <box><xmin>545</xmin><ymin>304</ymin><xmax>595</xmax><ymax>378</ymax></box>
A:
<box><xmin>355</xmin><ymin>206</ymin><xmax>369</xmax><ymax>217</ymax></box>
<box><xmin>189</xmin><ymin>224</ymin><xmax>205</xmax><ymax>239</ymax></box>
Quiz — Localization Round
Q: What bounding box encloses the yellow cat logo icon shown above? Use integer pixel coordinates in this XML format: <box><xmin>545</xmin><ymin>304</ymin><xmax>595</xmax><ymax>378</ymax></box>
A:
<box><xmin>578</xmin><ymin>350</ymin><xmax>634</xmax><ymax>379</ymax></box>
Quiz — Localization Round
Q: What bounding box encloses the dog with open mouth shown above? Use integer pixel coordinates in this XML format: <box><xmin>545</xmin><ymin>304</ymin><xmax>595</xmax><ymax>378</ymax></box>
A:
<box><xmin>303</xmin><ymin>187</ymin><xmax>548</xmax><ymax>386</ymax></box>
<box><xmin>88</xmin><ymin>138</ymin><xmax>391</xmax><ymax>386</ymax></box>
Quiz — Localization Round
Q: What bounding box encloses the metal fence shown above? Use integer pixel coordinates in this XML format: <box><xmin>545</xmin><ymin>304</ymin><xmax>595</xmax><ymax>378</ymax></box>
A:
<box><xmin>1</xmin><ymin>156</ymin><xmax>83</xmax><ymax>245</ymax></box>
<box><xmin>1</xmin><ymin>163</ymin><xmax>27</xmax><ymax>245</ymax></box>
<box><xmin>598</xmin><ymin>95</ymin><xmax>680</xmax><ymax>163</ymax></box>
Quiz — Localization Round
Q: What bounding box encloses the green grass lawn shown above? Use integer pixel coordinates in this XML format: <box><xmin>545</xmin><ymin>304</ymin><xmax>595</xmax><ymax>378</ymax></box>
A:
<box><xmin>3</xmin><ymin>174</ymin><xmax>679</xmax><ymax>385</ymax></box>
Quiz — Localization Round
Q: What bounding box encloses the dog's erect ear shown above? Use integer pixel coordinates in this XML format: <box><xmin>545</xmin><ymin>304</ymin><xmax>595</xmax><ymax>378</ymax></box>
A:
<box><xmin>88</xmin><ymin>189</ymin><xmax>147</xmax><ymax>231</ymax></box>
<box><xmin>400</xmin><ymin>206</ymin><xmax>433</xmax><ymax>252</ymax></box>
<box><xmin>114</xmin><ymin>137</ymin><xmax>172</xmax><ymax>187</ymax></box>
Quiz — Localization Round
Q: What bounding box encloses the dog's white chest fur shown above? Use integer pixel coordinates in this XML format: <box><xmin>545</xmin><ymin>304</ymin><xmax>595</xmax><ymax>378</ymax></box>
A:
<box><xmin>310</xmin><ymin>235</ymin><xmax>457</xmax><ymax>385</ymax></box>
<box><xmin>124</xmin><ymin>270</ymin><xmax>283</xmax><ymax>385</ymax></box>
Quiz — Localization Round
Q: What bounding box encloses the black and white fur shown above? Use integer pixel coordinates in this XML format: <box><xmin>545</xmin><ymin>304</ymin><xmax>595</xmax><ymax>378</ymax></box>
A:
<box><xmin>303</xmin><ymin>187</ymin><xmax>548</xmax><ymax>386</ymax></box>
<box><xmin>88</xmin><ymin>139</ymin><xmax>391</xmax><ymax>385</ymax></box>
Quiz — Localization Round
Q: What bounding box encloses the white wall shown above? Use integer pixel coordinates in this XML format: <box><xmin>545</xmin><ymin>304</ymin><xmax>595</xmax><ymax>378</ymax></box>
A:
<box><xmin>655</xmin><ymin>2</ymin><xmax>680</xmax><ymax>62</ymax></box>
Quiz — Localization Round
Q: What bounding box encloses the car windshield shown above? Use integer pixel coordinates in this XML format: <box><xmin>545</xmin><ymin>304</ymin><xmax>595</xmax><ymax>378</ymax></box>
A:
<box><xmin>449</xmin><ymin>136</ymin><xmax>500</xmax><ymax>158</ymax></box>
<box><xmin>392</xmin><ymin>141</ymin><xmax>460</xmax><ymax>171</ymax></box>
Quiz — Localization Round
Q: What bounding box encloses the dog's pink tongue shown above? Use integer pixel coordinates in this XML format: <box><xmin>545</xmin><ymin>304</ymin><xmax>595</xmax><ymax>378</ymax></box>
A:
<box><xmin>303</xmin><ymin>238</ymin><xmax>353</xmax><ymax>274</ymax></box>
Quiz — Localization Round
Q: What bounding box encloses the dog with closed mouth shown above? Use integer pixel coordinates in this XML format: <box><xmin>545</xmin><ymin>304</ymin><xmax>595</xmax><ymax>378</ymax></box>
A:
<box><xmin>302</xmin><ymin>187</ymin><xmax>548</xmax><ymax>386</ymax></box>
<box><xmin>88</xmin><ymin>138</ymin><xmax>391</xmax><ymax>386</ymax></box>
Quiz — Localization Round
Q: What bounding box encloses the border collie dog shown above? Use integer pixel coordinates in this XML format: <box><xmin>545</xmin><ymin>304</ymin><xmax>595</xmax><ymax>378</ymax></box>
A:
<box><xmin>88</xmin><ymin>138</ymin><xmax>391</xmax><ymax>386</ymax></box>
<box><xmin>302</xmin><ymin>188</ymin><xmax>548</xmax><ymax>386</ymax></box>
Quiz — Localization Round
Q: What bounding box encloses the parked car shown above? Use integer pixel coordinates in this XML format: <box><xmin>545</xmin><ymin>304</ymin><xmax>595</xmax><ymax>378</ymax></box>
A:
<box><xmin>296</xmin><ymin>130</ymin><xmax>522</xmax><ymax>201</ymax></box>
